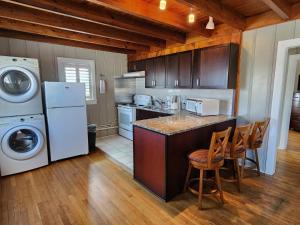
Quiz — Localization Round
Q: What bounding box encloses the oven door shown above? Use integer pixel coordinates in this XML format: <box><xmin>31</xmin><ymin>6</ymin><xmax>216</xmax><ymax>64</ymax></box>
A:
<box><xmin>118</xmin><ymin>107</ymin><xmax>135</xmax><ymax>131</ymax></box>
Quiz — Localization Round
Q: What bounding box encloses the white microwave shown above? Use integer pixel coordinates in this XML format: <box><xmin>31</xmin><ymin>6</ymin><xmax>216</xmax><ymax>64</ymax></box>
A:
<box><xmin>185</xmin><ymin>98</ymin><xmax>220</xmax><ymax>116</ymax></box>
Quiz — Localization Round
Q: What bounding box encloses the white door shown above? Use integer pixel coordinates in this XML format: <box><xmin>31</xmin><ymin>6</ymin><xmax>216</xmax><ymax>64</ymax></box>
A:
<box><xmin>46</xmin><ymin>106</ymin><xmax>88</xmax><ymax>161</ymax></box>
<box><xmin>0</xmin><ymin>66</ymin><xmax>39</xmax><ymax>103</ymax></box>
<box><xmin>1</xmin><ymin>125</ymin><xmax>45</xmax><ymax>160</ymax></box>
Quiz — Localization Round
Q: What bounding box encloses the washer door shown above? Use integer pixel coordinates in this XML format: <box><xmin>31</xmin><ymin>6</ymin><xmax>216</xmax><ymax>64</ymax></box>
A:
<box><xmin>0</xmin><ymin>66</ymin><xmax>38</xmax><ymax>103</ymax></box>
<box><xmin>1</xmin><ymin>125</ymin><xmax>44</xmax><ymax>160</ymax></box>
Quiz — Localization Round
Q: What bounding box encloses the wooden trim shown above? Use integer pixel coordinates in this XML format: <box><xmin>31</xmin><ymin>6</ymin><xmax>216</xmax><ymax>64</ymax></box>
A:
<box><xmin>178</xmin><ymin>0</ymin><xmax>246</xmax><ymax>30</ymax></box>
<box><xmin>10</xmin><ymin>0</ymin><xmax>190</xmax><ymax>42</ymax></box>
<box><xmin>0</xmin><ymin>29</ymin><xmax>135</xmax><ymax>54</ymax></box>
<box><xmin>234</xmin><ymin>31</ymin><xmax>243</xmax><ymax>116</ymax></box>
<box><xmin>0</xmin><ymin>17</ymin><xmax>147</xmax><ymax>52</ymax></box>
<box><xmin>0</xmin><ymin>1</ymin><xmax>165</xmax><ymax>48</ymax></box>
<box><xmin>259</xmin><ymin>0</ymin><xmax>291</xmax><ymax>19</ymax></box>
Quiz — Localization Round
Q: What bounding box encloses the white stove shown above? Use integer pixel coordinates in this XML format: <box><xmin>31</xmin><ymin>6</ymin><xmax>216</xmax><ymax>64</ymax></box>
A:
<box><xmin>117</xmin><ymin>95</ymin><xmax>152</xmax><ymax>140</ymax></box>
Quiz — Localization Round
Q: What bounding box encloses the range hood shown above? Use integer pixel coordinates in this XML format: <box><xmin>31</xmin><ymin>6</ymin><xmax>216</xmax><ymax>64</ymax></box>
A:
<box><xmin>122</xmin><ymin>71</ymin><xmax>145</xmax><ymax>78</ymax></box>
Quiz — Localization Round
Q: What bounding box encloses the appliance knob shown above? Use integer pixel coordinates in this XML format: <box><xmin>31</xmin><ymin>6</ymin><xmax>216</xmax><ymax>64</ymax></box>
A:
<box><xmin>20</xmin><ymin>118</ymin><xmax>25</xmax><ymax>122</ymax></box>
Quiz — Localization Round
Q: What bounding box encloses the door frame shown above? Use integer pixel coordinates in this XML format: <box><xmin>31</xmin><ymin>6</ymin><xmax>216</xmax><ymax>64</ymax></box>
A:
<box><xmin>266</xmin><ymin>38</ymin><xmax>300</xmax><ymax>175</ymax></box>
<box><xmin>278</xmin><ymin>54</ymin><xmax>300</xmax><ymax>150</ymax></box>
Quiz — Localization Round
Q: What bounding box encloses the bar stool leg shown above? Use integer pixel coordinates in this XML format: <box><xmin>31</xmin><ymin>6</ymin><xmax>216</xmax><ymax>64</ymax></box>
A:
<box><xmin>241</xmin><ymin>156</ymin><xmax>245</xmax><ymax>178</ymax></box>
<box><xmin>215</xmin><ymin>169</ymin><xmax>224</xmax><ymax>204</ymax></box>
<box><xmin>183</xmin><ymin>163</ymin><xmax>192</xmax><ymax>192</ymax></box>
<box><xmin>198</xmin><ymin>169</ymin><xmax>204</xmax><ymax>210</ymax></box>
<box><xmin>254</xmin><ymin>149</ymin><xmax>260</xmax><ymax>176</ymax></box>
<box><xmin>234</xmin><ymin>159</ymin><xmax>241</xmax><ymax>192</ymax></box>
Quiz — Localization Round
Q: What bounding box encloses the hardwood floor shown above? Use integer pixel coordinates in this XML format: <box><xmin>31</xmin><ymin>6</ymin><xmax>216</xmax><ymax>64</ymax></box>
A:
<box><xmin>1</xmin><ymin>132</ymin><xmax>300</xmax><ymax>225</ymax></box>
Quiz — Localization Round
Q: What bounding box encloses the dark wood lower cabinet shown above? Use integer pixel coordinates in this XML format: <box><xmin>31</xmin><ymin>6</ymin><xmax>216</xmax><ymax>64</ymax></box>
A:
<box><xmin>136</xmin><ymin>109</ymin><xmax>171</xmax><ymax>120</ymax></box>
<box><xmin>133</xmin><ymin>119</ymin><xmax>236</xmax><ymax>201</ymax></box>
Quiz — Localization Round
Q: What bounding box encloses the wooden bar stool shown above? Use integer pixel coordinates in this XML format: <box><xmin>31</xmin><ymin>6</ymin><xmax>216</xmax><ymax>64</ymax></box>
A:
<box><xmin>183</xmin><ymin>127</ymin><xmax>232</xmax><ymax>210</ymax></box>
<box><xmin>221</xmin><ymin>124</ymin><xmax>252</xmax><ymax>192</ymax></box>
<box><xmin>243</xmin><ymin>118</ymin><xmax>270</xmax><ymax>177</ymax></box>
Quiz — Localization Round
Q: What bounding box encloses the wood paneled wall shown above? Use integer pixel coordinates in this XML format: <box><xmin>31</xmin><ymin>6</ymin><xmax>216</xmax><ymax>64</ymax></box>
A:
<box><xmin>238</xmin><ymin>19</ymin><xmax>300</xmax><ymax>173</ymax></box>
<box><xmin>0</xmin><ymin>37</ymin><xmax>127</xmax><ymax>137</ymax></box>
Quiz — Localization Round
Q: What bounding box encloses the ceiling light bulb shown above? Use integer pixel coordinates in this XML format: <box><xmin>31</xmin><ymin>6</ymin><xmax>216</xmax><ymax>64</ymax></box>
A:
<box><xmin>159</xmin><ymin>0</ymin><xmax>167</xmax><ymax>10</ymax></box>
<box><xmin>188</xmin><ymin>13</ymin><xmax>195</xmax><ymax>24</ymax></box>
<box><xmin>206</xmin><ymin>16</ymin><xmax>215</xmax><ymax>30</ymax></box>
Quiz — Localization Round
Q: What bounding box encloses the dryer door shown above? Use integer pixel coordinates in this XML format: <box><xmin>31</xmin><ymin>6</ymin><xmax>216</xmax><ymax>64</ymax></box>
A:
<box><xmin>0</xmin><ymin>66</ymin><xmax>39</xmax><ymax>103</ymax></box>
<box><xmin>1</xmin><ymin>125</ymin><xmax>45</xmax><ymax>160</ymax></box>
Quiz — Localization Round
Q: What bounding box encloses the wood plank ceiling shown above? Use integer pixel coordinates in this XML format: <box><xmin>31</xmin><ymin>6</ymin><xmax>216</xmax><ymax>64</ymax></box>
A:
<box><xmin>1</xmin><ymin>0</ymin><xmax>300</xmax><ymax>54</ymax></box>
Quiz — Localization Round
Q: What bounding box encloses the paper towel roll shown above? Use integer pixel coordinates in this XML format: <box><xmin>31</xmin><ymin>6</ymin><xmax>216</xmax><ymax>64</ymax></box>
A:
<box><xmin>99</xmin><ymin>79</ymin><xmax>106</xmax><ymax>94</ymax></box>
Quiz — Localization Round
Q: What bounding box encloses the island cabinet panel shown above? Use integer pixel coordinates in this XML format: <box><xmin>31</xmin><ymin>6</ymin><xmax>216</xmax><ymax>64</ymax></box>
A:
<box><xmin>133</xmin><ymin>119</ymin><xmax>236</xmax><ymax>201</ymax></box>
<box><xmin>193</xmin><ymin>44</ymin><xmax>238</xmax><ymax>89</ymax></box>
<box><xmin>133</xmin><ymin>126</ymin><xmax>166</xmax><ymax>198</ymax></box>
<box><xmin>136</xmin><ymin>109</ymin><xmax>171</xmax><ymax>120</ymax></box>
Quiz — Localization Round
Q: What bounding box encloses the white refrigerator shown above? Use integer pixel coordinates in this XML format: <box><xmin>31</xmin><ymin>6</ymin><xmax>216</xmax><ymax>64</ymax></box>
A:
<box><xmin>43</xmin><ymin>82</ymin><xmax>89</xmax><ymax>161</ymax></box>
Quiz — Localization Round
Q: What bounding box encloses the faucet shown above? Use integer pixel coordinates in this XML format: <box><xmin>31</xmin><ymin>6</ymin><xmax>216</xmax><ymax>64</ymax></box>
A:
<box><xmin>154</xmin><ymin>97</ymin><xmax>165</xmax><ymax>108</ymax></box>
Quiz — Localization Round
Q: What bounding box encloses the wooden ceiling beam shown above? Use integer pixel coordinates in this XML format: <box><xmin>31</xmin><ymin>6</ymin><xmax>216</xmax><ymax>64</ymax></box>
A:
<box><xmin>259</xmin><ymin>0</ymin><xmax>291</xmax><ymax>19</ymax></box>
<box><xmin>8</xmin><ymin>0</ymin><xmax>191</xmax><ymax>42</ymax></box>
<box><xmin>0</xmin><ymin>29</ymin><xmax>135</xmax><ymax>54</ymax></box>
<box><xmin>60</xmin><ymin>0</ymin><xmax>211</xmax><ymax>35</ymax></box>
<box><xmin>178</xmin><ymin>0</ymin><xmax>246</xmax><ymax>30</ymax></box>
<box><xmin>0</xmin><ymin>1</ymin><xmax>165</xmax><ymax>48</ymax></box>
<box><xmin>0</xmin><ymin>17</ymin><xmax>148</xmax><ymax>52</ymax></box>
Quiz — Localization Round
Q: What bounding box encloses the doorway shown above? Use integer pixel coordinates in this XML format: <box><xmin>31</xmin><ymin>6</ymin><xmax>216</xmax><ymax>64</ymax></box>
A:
<box><xmin>266</xmin><ymin>39</ymin><xmax>300</xmax><ymax>175</ymax></box>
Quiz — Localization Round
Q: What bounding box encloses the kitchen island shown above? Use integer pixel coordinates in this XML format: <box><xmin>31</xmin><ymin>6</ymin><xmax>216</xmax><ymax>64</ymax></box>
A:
<box><xmin>133</xmin><ymin>112</ymin><xmax>236</xmax><ymax>201</ymax></box>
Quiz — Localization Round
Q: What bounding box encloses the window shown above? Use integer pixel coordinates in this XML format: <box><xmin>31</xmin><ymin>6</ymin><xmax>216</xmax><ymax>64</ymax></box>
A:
<box><xmin>57</xmin><ymin>57</ymin><xmax>97</xmax><ymax>104</ymax></box>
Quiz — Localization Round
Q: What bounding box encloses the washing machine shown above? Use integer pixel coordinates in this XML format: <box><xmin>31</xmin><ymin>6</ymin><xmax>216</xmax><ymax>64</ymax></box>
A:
<box><xmin>0</xmin><ymin>56</ymin><xmax>43</xmax><ymax>117</ymax></box>
<box><xmin>0</xmin><ymin>114</ymin><xmax>48</xmax><ymax>176</ymax></box>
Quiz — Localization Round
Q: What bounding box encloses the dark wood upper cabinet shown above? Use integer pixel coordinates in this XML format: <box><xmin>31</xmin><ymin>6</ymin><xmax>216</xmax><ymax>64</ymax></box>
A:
<box><xmin>166</xmin><ymin>51</ymin><xmax>192</xmax><ymax>88</ymax></box>
<box><xmin>144</xmin><ymin>57</ymin><xmax>165</xmax><ymax>88</ymax></box>
<box><xmin>178</xmin><ymin>51</ymin><xmax>192</xmax><ymax>88</ymax></box>
<box><xmin>166</xmin><ymin>53</ymin><xmax>178</xmax><ymax>88</ymax></box>
<box><xmin>154</xmin><ymin>56</ymin><xmax>166</xmax><ymax>88</ymax></box>
<box><xmin>128</xmin><ymin>60</ymin><xmax>146</xmax><ymax>72</ymax></box>
<box><xmin>129</xmin><ymin>43</ymin><xmax>239</xmax><ymax>90</ymax></box>
<box><xmin>145</xmin><ymin>59</ymin><xmax>155</xmax><ymax>88</ymax></box>
<box><xmin>194</xmin><ymin>44</ymin><xmax>238</xmax><ymax>89</ymax></box>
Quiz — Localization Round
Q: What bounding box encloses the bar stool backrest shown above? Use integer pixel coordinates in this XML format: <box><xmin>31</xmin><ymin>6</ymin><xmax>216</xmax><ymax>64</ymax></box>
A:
<box><xmin>208</xmin><ymin>127</ymin><xmax>232</xmax><ymax>168</ymax></box>
<box><xmin>231</xmin><ymin>124</ymin><xmax>252</xmax><ymax>156</ymax></box>
<box><xmin>249</xmin><ymin>118</ymin><xmax>270</xmax><ymax>149</ymax></box>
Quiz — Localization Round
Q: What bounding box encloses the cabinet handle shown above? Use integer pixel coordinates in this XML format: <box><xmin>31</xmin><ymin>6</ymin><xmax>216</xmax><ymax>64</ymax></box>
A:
<box><xmin>153</xmin><ymin>80</ymin><xmax>156</xmax><ymax>87</ymax></box>
<box><xmin>176</xmin><ymin>80</ymin><xmax>179</xmax><ymax>87</ymax></box>
<box><xmin>196</xmin><ymin>78</ymin><xmax>199</xmax><ymax>87</ymax></box>
<box><xmin>174</xmin><ymin>80</ymin><xmax>177</xmax><ymax>87</ymax></box>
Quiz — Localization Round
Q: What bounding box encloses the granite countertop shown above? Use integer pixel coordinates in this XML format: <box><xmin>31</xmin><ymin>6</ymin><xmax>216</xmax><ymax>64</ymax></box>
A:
<box><xmin>133</xmin><ymin>112</ymin><xmax>235</xmax><ymax>135</ymax></box>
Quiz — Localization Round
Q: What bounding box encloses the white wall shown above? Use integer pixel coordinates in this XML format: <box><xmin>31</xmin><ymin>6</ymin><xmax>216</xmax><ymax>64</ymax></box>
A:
<box><xmin>0</xmin><ymin>37</ymin><xmax>127</xmax><ymax>136</ymax></box>
<box><xmin>135</xmin><ymin>78</ymin><xmax>235</xmax><ymax>115</ymax></box>
<box><xmin>239</xmin><ymin>19</ymin><xmax>300</xmax><ymax>173</ymax></box>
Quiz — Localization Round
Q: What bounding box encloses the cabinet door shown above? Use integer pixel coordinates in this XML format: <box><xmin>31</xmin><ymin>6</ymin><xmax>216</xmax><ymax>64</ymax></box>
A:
<box><xmin>192</xmin><ymin>49</ymin><xmax>201</xmax><ymax>88</ymax></box>
<box><xmin>200</xmin><ymin>45</ymin><xmax>230</xmax><ymax>89</ymax></box>
<box><xmin>154</xmin><ymin>57</ymin><xmax>166</xmax><ymax>88</ymax></box>
<box><xmin>178</xmin><ymin>51</ymin><xmax>192</xmax><ymax>88</ymax></box>
<box><xmin>166</xmin><ymin>54</ymin><xmax>178</xmax><ymax>88</ymax></box>
<box><xmin>128</xmin><ymin>61</ymin><xmax>136</xmax><ymax>72</ymax></box>
<box><xmin>145</xmin><ymin>59</ymin><xmax>155</xmax><ymax>88</ymax></box>
<box><xmin>136</xmin><ymin>60</ymin><xmax>146</xmax><ymax>71</ymax></box>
